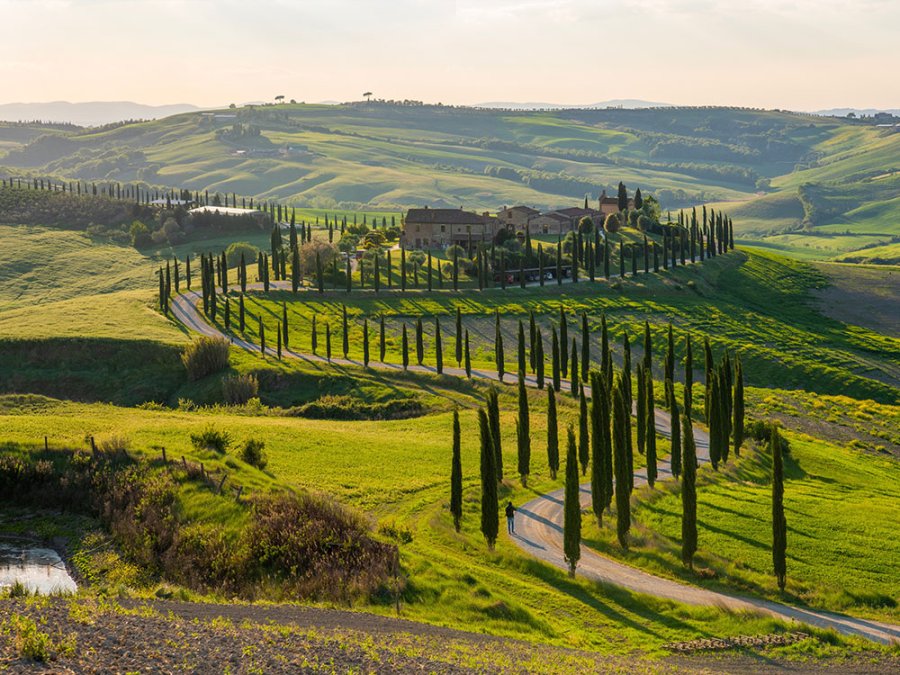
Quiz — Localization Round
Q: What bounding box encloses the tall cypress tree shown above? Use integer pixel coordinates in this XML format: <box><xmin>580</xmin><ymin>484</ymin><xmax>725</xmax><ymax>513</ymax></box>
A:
<box><xmin>623</xmin><ymin>333</ymin><xmax>633</xmax><ymax>486</ymax></box>
<box><xmin>665</xmin><ymin>324</ymin><xmax>675</xmax><ymax>406</ymax></box>
<box><xmin>704</xmin><ymin>337</ymin><xmax>714</xmax><ymax>421</ymax></box>
<box><xmin>479</xmin><ymin>409</ymin><xmax>499</xmax><ymax>550</ymax></box>
<box><xmin>546</xmin><ymin>387</ymin><xmax>560</xmax><ymax>479</ymax></box>
<box><xmin>528</xmin><ymin>310</ymin><xmax>537</xmax><ymax>372</ymax></box>
<box><xmin>578</xmin><ymin>385</ymin><xmax>590</xmax><ymax>475</ymax></box>
<box><xmin>517</xmin><ymin>375</ymin><xmax>531</xmax><ymax>487</ymax></box>
<box><xmin>464</xmin><ymin>329</ymin><xmax>472</xmax><ymax>378</ymax></box>
<box><xmin>311</xmin><ymin>315</ymin><xmax>318</xmax><ymax>355</ymax></box>
<box><xmin>681</xmin><ymin>409</ymin><xmax>697</xmax><ymax>569</ymax></box>
<box><xmin>487</xmin><ymin>388</ymin><xmax>503</xmax><ymax>481</ymax></box>
<box><xmin>590</xmin><ymin>372</ymin><xmax>608</xmax><ymax>525</ymax></box>
<box><xmin>517</xmin><ymin>320</ymin><xmax>527</xmax><ymax>376</ymax></box>
<box><xmin>551</xmin><ymin>327</ymin><xmax>561</xmax><ymax>392</ymax></box>
<box><xmin>363</xmin><ymin>319</ymin><xmax>370</xmax><ymax>367</ymax></box>
<box><xmin>401</xmin><ymin>324</ymin><xmax>409</xmax><ymax>370</ymax></box>
<box><xmin>613</xmin><ymin>378</ymin><xmax>630</xmax><ymax>549</ymax></box>
<box><xmin>708</xmin><ymin>371</ymin><xmax>722</xmax><ymax>470</ymax></box>
<box><xmin>636</xmin><ymin>363</ymin><xmax>646</xmax><ymax>456</ymax></box>
<box><xmin>450</xmin><ymin>409</ymin><xmax>463</xmax><ymax>532</ymax></box>
<box><xmin>455</xmin><ymin>307</ymin><xmax>463</xmax><ymax>367</ymax></box>
<box><xmin>415</xmin><ymin>318</ymin><xmax>424</xmax><ymax>366</ymax></box>
<box><xmin>580</xmin><ymin>312</ymin><xmax>590</xmax><ymax>380</ymax></box>
<box><xmin>564</xmin><ymin>425</ymin><xmax>582</xmax><ymax>577</ymax></box>
<box><xmin>535</xmin><ymin>329</ymin><xmax>545</xmax><ymax>389</ymax></box>
<box><xmin>667</xmin><ymin>379</ymin><xmax>682</xmax><ymax>479</ymax></box>
<box><xmin>559</xmin><ymin>308</ymin><xmax>568</xmax><ymax>378</ymax></box>
<box><xmin>259</xmin><ymin>318</ymin><xmax>266</xmax><ymax>356</ymax></box>
<box><xmin>239</xmin><ymin>293</ymin><xmax>245</xmax><ymax>332</ymax></box>
<box><xmin>733</xmin><ymin>353</ymin><xmax>745</xmax><ymax>457</ymax></box>
<box><xmin>643</xmin><ymin>321</ymin><xmax>653</xmax><ymax>370</ymax></box>
<box><xmin>645</xmin><ymin>371</ymin><xmax>657</xmax><ymax>487</ymax></box>
<box><xmin>435</xmin><ymin>317</ymin><xmax>443</xmax><ymax>374</ymax></box>
<box><xmin>326</xmin><ymin>323</ymin><xmax>332</xmax><ymax>361</ymax></box>
<box><xmin>570</xmin><ymin>339</ymin><xmax>579</xmax><ymax>397</ymax></box>
<box><xmin>684</xmin><ymin>334</ymin><xmax>693</xmax><ymax>417</ymax></box>
<box><xmin>772</xmin><ymin>424</ymin><xmax>787</xmax><ymax>592</ymax></box>
<box><xmin>495</xmin><ymin>312</ymin><xmax>505</xmax><ymax>382</ymax></box>
<box><xmin>341</xmin><ymin>305</ymin><xmax>350</xmax><ymax>359</ymax></box>
<box><xmin>600</xmin><ymin>313</ymin><xmax>611</xmax><ymax>384</ymax></box>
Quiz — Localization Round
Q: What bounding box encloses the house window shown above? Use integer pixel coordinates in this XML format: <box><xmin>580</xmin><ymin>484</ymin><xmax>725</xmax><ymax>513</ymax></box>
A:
<box><xmin>440</xmin><ymin>225</ymin><xmax>446</xmax><ymax>233</ymax></box>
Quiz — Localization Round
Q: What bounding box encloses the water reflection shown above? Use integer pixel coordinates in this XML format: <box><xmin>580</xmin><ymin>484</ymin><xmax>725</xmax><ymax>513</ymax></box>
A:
<box><xmin>0</xmin><ymin>543</ymin><xmax>77</xmax><ymax>595</ymax></box>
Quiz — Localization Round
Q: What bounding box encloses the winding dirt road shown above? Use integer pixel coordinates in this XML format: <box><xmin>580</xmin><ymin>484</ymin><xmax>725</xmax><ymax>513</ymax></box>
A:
<box><xmin>170</xmin><ymin>287</ymin><xmax>900</xmax><ymax>645</ymax></box>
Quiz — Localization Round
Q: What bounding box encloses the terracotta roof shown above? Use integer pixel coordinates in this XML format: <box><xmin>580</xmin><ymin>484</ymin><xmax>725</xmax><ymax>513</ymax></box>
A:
<box><xmin>529</xmin><ymin>212</ymin><xmax>570</xmax><ymax>222</ymax></box>
<box><xmin>501</xmin><ymin>205</ymin><xmax>539</xmax><ymax>215</ymax></box>
<box><xmin>405</xmin><ymin>208</ymin><xmax>490</xmax><ymax>225</ymax></box>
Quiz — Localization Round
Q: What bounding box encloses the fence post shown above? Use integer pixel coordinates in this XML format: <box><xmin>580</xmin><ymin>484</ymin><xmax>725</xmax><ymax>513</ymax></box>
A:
<box><xmin>44</xmin><ymin>436</ymin><xmax>48</xmax><ymax>452</ymax></box>
<box><xmin>217</xmin><ymin>474</ymin><xmax>227</xmax><ymax>494</ymax></box>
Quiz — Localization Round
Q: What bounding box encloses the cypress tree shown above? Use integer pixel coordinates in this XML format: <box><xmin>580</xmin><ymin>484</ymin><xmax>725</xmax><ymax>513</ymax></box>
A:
<box><xmin>517</xmin><ymin>320</ymin><xmax>526</xmax><ymax>376</ymax></box>
<box><xmin>551</xmin><ymin>327</ymin><xmax>561</xmax><ymax>392</ymax></box>
<box><xmin>581</xmin><ymin>312</ymin><xmax>590</xmax><ymax>380</ymax></box>
<box><xmin>435</xmin><ymin>317</ymin><xmax>443</xmax><ymax>374</ymax></box>
<box><xmin>479</xmin><ymin>409</ymin><xmax>499</xmax><ymax>550</ymax></box>
<box><xmin>311</xmin><ymin>315</ymin><xmax>318</xmax><ymax>355</ymax></box>
<box><xmin>341</xmin><ymin>305</ymin><xmax>350</xmax><ymax>359</ymax></box>
<box><xmin>487</xmin><ymin>388</ymin><xmax>503</xmax><ymax>481</ymax></box>
<box><xmin>772</xmin><ymin>424</ymin><xmax>787</xmax><ymax>592</ymax></box>
<box><xmin>613</xmin><ymin>378</ymin><xmax>630</xmax><ymax>549</ymax></box>
<box><xmin>455</xmin><ymin>307</ymin><xmax>463</xmax><ymax>367</ymax></box>
<box><xmin>704</xmin><ymin>337</ymin><xmax>713</xmax><ymax>420</ymax></box>
<box><xmin>579</xmin><ymin>386</ymin><xmax>589</xmax><ymax>475</ymax></box>
<box><xmin>636</xmin><ymin>362</ymin><xmax>647</xmax><ymax>455</ymax></box>
<box><xmin>642</xmin><ymin>321</ymin><xmax>652</xmax><ymax>371</ymax></box>
<box><xmin>667</xmin><ymin>379</ymin><xmax>682</xmax><ymax>479</ymax></box>
<box><xmin>464</xmin><ymin>329</ymin><xmax>472</xmax><ymax>378</ymax></box>
<box><xmin>495</xmin><ymin>312</ymin><xmax>505</xmax><ymax>382</ymax></box>
<box><xmin>517</xmin><ymin>375</ymin><xmax>531</xmax><ymax>486</ymax></box>
<box><xmin>600</xmin><ymin>314</ymin><xmax>611</xmax><ymax>384</ymax></box>
<box><xmin>733</xmin><ymin>353</ymin><xmax>745</xmax><ymax>457</ymax></box>
<box><xmin>239</xmin><ymin>293</ymin><xmax>245</xmax><ymax>332</ymax></box>
<box><xmin>589</xmin><ymin>372</ymin><xmax>608</xmax><ymax>525</ymax></box>
<box><xmin>326</xmin><ymin>323</ymin><xmax>332</xmax><ymax>361</ymax></box>
<box><xmin>277</xmin><ymin>322</ymin><xmax>282</xmax><ymax>359</ymax></box>
<box><xmin>665</xmin><ymin>324</ymin><xmax>675</xmax><ymax>405</ymax></box>
<box><xmin>681</xmin><ymin>410</ymin><xmax>697</xmax><ymax>569</ymax></box>
<box><xmin>570</xmin><ymin>339</ymin><xmax>579</xmax><ymax>397</ymax></box>
<box><xmin>563</xmin><ymin>425</ymin><xmax>582</xmax><ymax>577</ymax></box>
<box><xmin>559</xmin><ymin>308</ymin><xmax>568</xmax><ymax>377</ymax></box>
<box><xmin>185</xmin><ymin>255</ymin><xmax>192</xmax><ymax>290</ymax></box>
<box><xmin>623</xmin><ymin>333</ymin><xmax>633</xmax><ymax>486</ymax></box>
<box><xmin>450</xmin><ymin>410</ymin><xmax>462</xmax><ymax>532</ymax></box>
<box><xmin>535</xmin><ymin>329</ymin><xmax>545</xmax><ymax>389</ymax></box>
<box><xmin>556</xmin><ymin>240</ymin><xmax>562</xmax><ymax>285</ymax></box>
<box><xmin>224</xmin><ymin>297</ymin><xmax>230</xmax><ymax>330</ymax></box>
<box><xmin>684</xmin><ymin>334</ymin><xmax>693</xmax><ymax>417</ymax></box>
<box><xmin>402</xmin><ymin>324</ymin><xmax>409</xmax><ymax>370</ymax></box>
<box><xmin>363</xmin><ymin>319</ymin><xmax>370</xmax><ymax>367</ymax></box>
<box><xmin>416</xmin><ymin>318</ymin><xmax>424</xmax><ymax>365</ymax></box>
<box><xmin>547</xmin><ymin>388</ymin><xmax>560</xmax><ymax>479</ymax></box>
<box><xmin>259</xmin><ymin>318</ymin><xmax>266</xmax><ymax>356</ymax></box>
<box><xmin>529</xmin><ymin>310</ymin><xmax>537</xmax><ymax>372</ymax></box>
<box><xmin>708</xmin><ymin>371</ymin><xmax>721</xmax><ymax>470</ymax></box>
<box><xmin>645</xmin><ymin>370</ymin><xmax>657</xmax><ymax>487</ymax></box>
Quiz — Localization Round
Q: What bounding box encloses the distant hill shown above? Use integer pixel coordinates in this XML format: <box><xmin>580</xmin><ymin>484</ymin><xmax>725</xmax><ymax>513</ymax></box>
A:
<box><xmin>813</xmin><ymin>108</ymin><xmax>900</xmax><ymax>118</ymax></box>
<box><xmin>0</xmin><ymin>101</ymin><xmax>203</xmax><ymax>126</ymax></box>
<box><xmin>474</xmin><ymin>99</ymin><xmax>672</xmax><ymax>110</ymax></box>
<box><xmin>0</xmin><ymin>102</ymin><xmax>896</xmax><ymax>262</ymax></box>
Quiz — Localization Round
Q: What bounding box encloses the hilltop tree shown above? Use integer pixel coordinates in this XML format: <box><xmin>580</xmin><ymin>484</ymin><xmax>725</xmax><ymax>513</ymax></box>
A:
<box><xmin>450</xmin><ymin>410</ymin><xmax>463</xmax><ymax>532</ymax></box>
<box><xmin>479</xmin><ymin>409</ymin><xmax>499</xmax><ymax>550</ymax></box>
<box><xmin>617</xmin><ymin>182</ymin><xmax>628</xmax><ymax>212</ymax></box>
<box><xmin>486</xmin><ymin>387</ymin><xmax>503</xmax><ymax>481</ymax></box>
<box><xmin>634</xmin><ymin>188</ymin><xmax>643</xmax><ymax>211</ymax></box>
<box><xmin>733</xmin><ymin>353</ymin><xmax>745</xmax><ymax>457</ymax></box>
<box><xmin>563</xmin><ymin>425</ymin><xmax>582</xmax><ymax>577</ymax></box>
<box><xmin>578</xmin><ymin>386</ymin><xmax>590</xmax><ymax>475</ymax></box>
<box><xmin>546</xmin><ymin>387</ymin><xmax>560</xmax><ymax>479</ymax></box>
<box><xmin>613</xmin><ymin>378</ymin><xmax>630</xmax><ymax>549</ymax></box>
<box><xmin>517</xmin><ymin>375</ymin><xmax>531</xmax><ymax>486</ymax></box>
<box><xmin>667</xmin><ymin>379</ymin><xmax>682</xmax><ymax>479</ymax></box>
<box><xmin>772</xmin><ymin>424</ymin><xmax>787</xmax><ymax>592</ymax></box>
<box><xmin>681</xmin><ymin>409</ymin><xmax>697</xmax><ymax>569</ymax></box>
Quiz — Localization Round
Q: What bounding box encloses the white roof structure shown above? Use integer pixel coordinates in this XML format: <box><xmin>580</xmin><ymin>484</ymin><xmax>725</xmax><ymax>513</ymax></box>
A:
<box><xmin>189</xmin><ymin>205</ymin><xmax>263</xmax><ymax>216</ymax></box>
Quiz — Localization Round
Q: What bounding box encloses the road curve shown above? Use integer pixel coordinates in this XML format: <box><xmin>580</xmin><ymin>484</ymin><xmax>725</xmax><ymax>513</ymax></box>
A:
<box><xmin>169</xmin><ymin>288</ymin><xmax>900</xmax><ymax>645</ymax></box>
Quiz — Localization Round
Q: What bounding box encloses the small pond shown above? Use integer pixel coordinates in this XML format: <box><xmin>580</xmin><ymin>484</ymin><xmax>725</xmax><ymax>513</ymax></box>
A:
<box><xmin>0</xmin><ymin>543</ymin><xmax>77</xmax><ymax>595</ymax></box>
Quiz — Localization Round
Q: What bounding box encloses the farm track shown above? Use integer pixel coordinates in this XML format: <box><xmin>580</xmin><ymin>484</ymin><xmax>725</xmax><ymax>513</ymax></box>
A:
<box><xmin>170</xmin><ymin>281</ymin><xmax>900</xmax><ymax>646</ymax></box>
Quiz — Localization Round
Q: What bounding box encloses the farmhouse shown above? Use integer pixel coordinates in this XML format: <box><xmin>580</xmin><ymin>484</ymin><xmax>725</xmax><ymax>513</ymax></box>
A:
<box><xmin>526</xmin><ymin>211</ymin><xmax>571</xmax><ymax>235</ymax></box>
<box><xmin>497</xmin><ymin>205</ymin><xmax>539</xmax><ymax>229</ymax></box>
<box><xmin>402</xmin><ymin>207</ymin><xmax>500</xmax><ymax>250</ymax></box>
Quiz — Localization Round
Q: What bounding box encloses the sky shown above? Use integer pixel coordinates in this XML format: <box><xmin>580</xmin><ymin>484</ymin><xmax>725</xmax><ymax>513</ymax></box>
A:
<box><xmin>1</xmin><ymin>0</ymin><xmax>898</xmax><ymax>111</ymax></box>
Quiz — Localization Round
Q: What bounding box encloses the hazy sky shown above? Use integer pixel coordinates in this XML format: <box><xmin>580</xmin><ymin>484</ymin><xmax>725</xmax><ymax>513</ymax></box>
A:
<box><xmin>1</xmin><ymin>0</ymin><xmax>897</xmax><ymax>110</ymax></box>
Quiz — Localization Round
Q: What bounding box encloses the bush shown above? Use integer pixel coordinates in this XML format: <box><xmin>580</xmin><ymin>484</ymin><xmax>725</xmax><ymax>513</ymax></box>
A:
<box><xmin>190</xmin><ymin>426</ymin><xmax>231</xmax><ymax>453</ymax></box>
<box><xmin>287</xmin><ymin>395</ymin><xmax>423</xmax><ymax>420</ymax></box>
<box><xmin>222</xmin><ymin>373</ymin><xmax>259</xmax><ymax>405</ymax></box>
<box><xmin>239</xmin><ymin>438</ymin><xmax>267</xmax><ymax>470</ymax></box>
<box><xmin>97</xmin><ymin>434</ymin><xmax>129</xmax><ymax>454</ymax></box>
<box><xmin>225</xmin><ymin>241</ymin><xmax>260</xmax><ymax>267</ymax></box>
<box><xmin>181</xmin><ymin>337</ymin><xmax>230</xmax><ymax>380</ymax></box>
<box><xmin>746</xmin><ymin>420</ymin><xmax>791</xmax><ymax>453</ymax></box>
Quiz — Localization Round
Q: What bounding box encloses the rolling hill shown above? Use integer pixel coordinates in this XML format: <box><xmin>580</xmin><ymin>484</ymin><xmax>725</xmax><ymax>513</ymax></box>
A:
<box><xmin>0</xmin><ymin>102</ymin><xmax>898</xmax><ymax>261</ymax></box>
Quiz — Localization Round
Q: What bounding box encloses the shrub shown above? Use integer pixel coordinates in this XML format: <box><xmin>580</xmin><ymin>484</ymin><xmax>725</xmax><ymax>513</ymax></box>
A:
<box><xmin>225</xmin><ymin>241</ymin><xmax>260</xmax><ymax>267</ymax></box>
<box><xmin>190</xmin><ymin>426</ymin><xmax>231</xmax><ymax>453</ymax></box>
<box><xmin>97</xmin><ymin>434</ymin><xmax>129</xmax><ymax>454</ymax></box>
<box><xmin>746</xmin><ymin>420</ymin><xmax>791</xmax><ymax>453</ymax></box>
<box><xmin>239</xmin><ymin>438</ymin><xmax>268</xmax><ymax>469</ymax></box>
<box><xmin>222</xmin><ymin>373</ymin><xmax>259</xmax><ymax>405</ymax></box>
<box><xmin>287</xmin><ymin>395</ymin><xmax>423</xmax><ymax>420</ymax></box>
<box><xmin>5</xmin><ymin>615</ymin><xmax>53</xmax><ymax>662</ymax></box>
<box><xmin>181</xmin><ymin>337</ymin><xmax>230</xmax><ymax>380</ymax></box>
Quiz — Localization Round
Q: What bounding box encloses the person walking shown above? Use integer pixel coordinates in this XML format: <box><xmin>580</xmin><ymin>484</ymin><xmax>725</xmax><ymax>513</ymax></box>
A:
<box><xmin>505</xmin><ymin>501</ymin><xmax>517</xmax><ymax>534</ymax></box>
